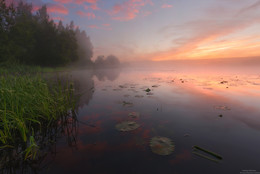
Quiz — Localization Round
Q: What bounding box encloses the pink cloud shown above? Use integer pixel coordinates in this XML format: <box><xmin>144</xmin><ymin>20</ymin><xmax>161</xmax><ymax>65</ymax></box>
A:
<box><xmin>88</xmin><ymin>25</ymin><xmax>99</xmax><ymax>29</ymax></box>
<box><xmin>109</xmin><ymin>0</ymin><xmax>153</xmax><ymax>21</ymax></box>
<box><xmin>149</xmin><ymin>3</ymin><xmax>260</xmax><ymax>61</ymax></box>
<box><xmin>77</xmin><ymin>11</ymin><xmax>96</xmax><ymax>19</ymax></box>
<box><xmin>84</xmin><ymin>3</ymin><xmax>99</xmax><ymax>10</ymax></box>
<box><xmin>32</xmin><ymin>5</ymin><xmax>41</xmax><ymax>12</ymax></box>
<box><xmin>90</xmin><ymin>3</ymin><xmax>99</xmax><ymax>10</ymax></box>
<box><xmin>54</xmin><ymin>0</ymin><xmax>97</xmax><ymax>4</ymax></box>
<box><xmin>142</xmin><ymin>10</ymin><xmax>152</xmax><ymax>16</ymax></box>
<box><xmin>102</xmin><ymin>23</ymin><xmax>111</xmax><ymax>27</ymax></box>
<box><xmin>75</xmin><ymin>0</ymin><xmax>98</xmax><ymax>4</ymax></box>
<box><xmin>53</xmin><ymin>0</ymin><xmax>72</xmax><ymax>3</ymax></box>
<box><xmin>237</xmin><ymin>0</ymin><xmax>260</xmax><ymax>15</ymax></box>
<box><xmin>47</xmin><ymin>4</ymin><xmax>68</xmax><ymax>14</ymax></box>
<box><xmin>161</xmin><ymin>4</ymin><xmax>173</xmax><ymax>8</ymax></box>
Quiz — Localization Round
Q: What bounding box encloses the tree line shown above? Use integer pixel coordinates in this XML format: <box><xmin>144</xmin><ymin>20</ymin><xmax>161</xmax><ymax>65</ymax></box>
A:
<box><xmin>0</xmin><ymin>0</ymin><xmax>93</xmax><ymax>66</ymax></box>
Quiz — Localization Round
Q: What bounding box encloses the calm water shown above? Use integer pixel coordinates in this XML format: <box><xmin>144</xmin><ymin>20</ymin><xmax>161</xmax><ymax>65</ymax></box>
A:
<box><xmin>43</xmin><ymin>67</ymin><xmax>260</xmax><ymax>174</ymax></box>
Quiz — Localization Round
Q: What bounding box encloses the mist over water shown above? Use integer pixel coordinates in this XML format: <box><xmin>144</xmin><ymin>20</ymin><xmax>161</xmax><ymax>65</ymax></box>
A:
<box><xmin>41</xmin><ymin>62</ymin><xmax>260</xmax><ymax>174</ymax></box>
<box><xmin>2</xmin><ymin>0</ymin><xmax>260</xmax><ymax>173</ymax></box>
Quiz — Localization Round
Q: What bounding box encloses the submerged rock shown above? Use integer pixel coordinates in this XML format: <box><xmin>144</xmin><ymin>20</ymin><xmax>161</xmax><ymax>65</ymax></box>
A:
<box><xmin>128</xmin><ymin>112</ymin><xmax>140</xmax><ymax>118</ymax></box>
<box><xmin>115</xmin><ymin>121</ymin><xmax>140</xmax><ymax>132</ymax></box>
<box><xmin>150</xmin><ymin>136</ymin><xmax>175</xmax><ymax>155</ymax></box>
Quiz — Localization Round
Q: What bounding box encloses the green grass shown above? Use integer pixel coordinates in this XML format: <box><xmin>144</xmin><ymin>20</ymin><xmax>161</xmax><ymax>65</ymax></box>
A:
<box><xmin>0</xmin><ymin>66</ymin><xmax>76</xmax><ymax>162</ymax></box>
<box><xmin>0</xmin><ymin>62</ymin><xmax>70</xmax><ymax>75</ymax></box>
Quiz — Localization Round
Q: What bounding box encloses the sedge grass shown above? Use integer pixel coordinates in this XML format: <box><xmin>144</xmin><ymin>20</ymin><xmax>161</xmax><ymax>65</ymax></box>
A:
<box><xmin>0</xmin><ymin>71</ymin><xmax>76</xmax><ymax>162</ymax></box>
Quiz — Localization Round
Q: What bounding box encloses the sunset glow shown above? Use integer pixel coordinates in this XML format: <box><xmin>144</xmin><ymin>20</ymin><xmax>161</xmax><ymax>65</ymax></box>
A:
<box><xmin>8</xmin><ymin>0</ymin><xmax>260</xmax><ymax>62</ymax></box>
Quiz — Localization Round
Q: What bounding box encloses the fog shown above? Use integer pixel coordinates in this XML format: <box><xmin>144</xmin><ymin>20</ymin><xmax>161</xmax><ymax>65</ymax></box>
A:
<box><xmin>122</xmin><ymin>56</ymin><xmax>260</xmax><ymax>75</ymax></box>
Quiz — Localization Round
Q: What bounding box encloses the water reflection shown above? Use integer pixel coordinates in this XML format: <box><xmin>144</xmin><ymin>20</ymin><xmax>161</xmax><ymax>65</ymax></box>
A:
<box><xmin>93</xmin><ymin>68</ymin><xmax>121</xmax><ymax>81</ymax></box>
<box><xmin>0</xmin><ymin>111</ymin><xmax>78</xmax><ymax>174</ymax></box>
<box><xmin>39</xmin><ymin>67</ymin><xmax>260</xmax><ymax>174</ymax></box>
<box><xmin>4</xmin><ymin>67</ymin><xmax>259</xmax><ymax>174</ymax></box>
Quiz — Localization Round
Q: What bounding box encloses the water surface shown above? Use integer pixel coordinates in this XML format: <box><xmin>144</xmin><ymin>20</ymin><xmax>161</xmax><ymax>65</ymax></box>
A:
<box><xmin>43</xmin><ymin>67</ymin><xmax>260</xmax><ymax>174</ymax></box>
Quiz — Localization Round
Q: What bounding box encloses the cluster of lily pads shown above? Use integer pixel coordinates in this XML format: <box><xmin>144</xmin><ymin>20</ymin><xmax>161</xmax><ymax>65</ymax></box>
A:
<box><xmin>115</xmin><ymin>112</ymin><xmax>175</xmax><ymax>156</ymax></box>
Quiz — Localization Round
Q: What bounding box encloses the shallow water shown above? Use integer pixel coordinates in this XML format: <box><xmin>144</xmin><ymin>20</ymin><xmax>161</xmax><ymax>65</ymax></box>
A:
<box><xmin>42</xmin><ymin>67</ymin><xmax>260</xmax><ymax>174</ymax></box>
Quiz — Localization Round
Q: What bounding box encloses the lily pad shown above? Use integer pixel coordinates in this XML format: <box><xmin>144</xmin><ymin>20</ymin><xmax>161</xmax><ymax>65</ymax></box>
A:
<box><xmin>135</xmin><ymin>95</ymin><xmax>144</xmax><ymax>98</ymax></box>
<box><xmin>119</xmin><ymin>85</ymin><xmax>127</xmax><ymax>88</ymax></box>
<box><xmin>146</xmin><ymin>92</ymin><xmax>153</xmax><ymax>95</ymax></box>
<box><xmin>113</xmin><ymin>88</ymin><xmax>122</xmax><ymax>91</ymax></box>
<box><xmin>150</xmin><ymin>136</ymin><xmax>174</xmax><ymax>155</ymax></box>
<box><xmin>214</xmin><ymin>105</ymin><xmax>231</xmax><ymax>111</ymax></box>
<box><xmin>122</xmin><ymin>101</ymin><xmax>134</xmax><ymax>107</ymax></box>
<box><xmin>220</xmin><ymin>81</ymin><xmax>228</xmax><ymax>84</ymax></box>
<box><xmin>115</xmin><ymin>121</ymin><xmax>140</xmax><ymax>132</ymax></box>
<box><xmin>145</xmin><ymin>88</ymin><xmax>151</xmax><ymax>92</ymax></box>
<box><xmin>128</xmin><ymin>112</ymin><xmax>140</xmax><ymax>118</ymax></box>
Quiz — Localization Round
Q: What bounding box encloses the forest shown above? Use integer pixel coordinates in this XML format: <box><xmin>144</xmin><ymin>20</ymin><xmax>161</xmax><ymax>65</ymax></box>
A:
<box><xmin>0</xmin><ymin>0</ymin><xmax>94</xmax><ymax>67</ymax></box>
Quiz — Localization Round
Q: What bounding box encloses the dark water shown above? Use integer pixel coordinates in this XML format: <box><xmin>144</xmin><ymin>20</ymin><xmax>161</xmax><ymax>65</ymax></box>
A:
<box><xmin>42</xmin><ymin>67</ymin><xmax>260</xmax><ymax>174</ymax></box>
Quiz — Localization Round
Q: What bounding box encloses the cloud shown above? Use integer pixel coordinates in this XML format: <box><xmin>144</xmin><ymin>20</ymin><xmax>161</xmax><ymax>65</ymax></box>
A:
<box><xmin>53</xmin><ymin>0</ymin><xmax>72</xmax><ymax>4</ymax></box>
<box><xmin>75</xmin><ymin>0</ymin><xmax>97</xmax><ymax>4</ymax></box>
<box><xmin>102</xmin><ymin>23</ymin><xmax>111</xmax><ymax>27</ymax></box>
<box><xmin>47</xmin><ymin>3</ymin><xmax>68</xmax><ymax>15</ymax></box>
<box><xmin>237</xmin><ymin>0</ymin><xmax>260</xmax><ymax>15</ymax></box>
<box><xmin>86</xmin><ymin>24</ymin><xmax>112</xmax><ymax>30</ymax></box>
<box><xmin>161</xmin><ymin>4</ymin><xmax>172</xmax><ymax>8</ymax></box>
<box><xmin>77</xmin><ymin>11</ymin><xmax>96</xmax><ymax>19</ymax></box>
<box><xmin>90</xmin><ymin>3</ymin><xmax>99</xmax><ymax>10</ymax></box>
<box><xmin>87</xmin><ymin>25</ymin><xmax>99</xmax><ymax>29</ymax></box>
<box><xmin>84</xmin><ymin>3</ymin><xmax>99</xmax><ymax>10</ymax></box>
<box><xmin>109</xmin><ymin>0</ymin><xmax>153</xmax><ymax>21</ymax></box>
<box><xmin>150</xmin><ymin>3</ymin><xmax>260</xmax><ymax>61</ymax></box>
<box><xmin>54</xmin><ymin>0</ymin><xmax>97</xmax><ymax>4</ymax></box>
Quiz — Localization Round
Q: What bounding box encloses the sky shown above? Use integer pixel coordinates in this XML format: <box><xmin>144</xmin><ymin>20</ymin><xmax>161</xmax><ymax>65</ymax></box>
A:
<box><xmin>7</xmin><ymin>0</ymin><xmax>260</xmax><ymax>62</ymax></box>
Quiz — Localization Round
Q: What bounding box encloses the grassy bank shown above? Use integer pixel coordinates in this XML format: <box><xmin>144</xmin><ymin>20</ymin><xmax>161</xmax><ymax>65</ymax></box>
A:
<box><xmin>0</xmin><ymin>65</ymin><xmax>77</xmax><ymax>166</ymax></box>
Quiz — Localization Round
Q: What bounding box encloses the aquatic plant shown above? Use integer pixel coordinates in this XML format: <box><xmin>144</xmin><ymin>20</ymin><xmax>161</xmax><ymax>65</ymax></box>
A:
<box><xmin>149</xmin><ymin>136</ymin><xmax>174</xmax><ymax>155</ymax></box>
<box><xmin>214</xmin><ymin>105</ymin><xmax>231</xmax><ymax>111</ymax></box>
<box><xmin>115</xmin><ymin>121</ymin><xmax>140</xmax><ymax>131</ymax></box>
<box><xmin>146</xmin><ymin>92</ymin><xmax>153</xmax><ymax>95</ymax></box>
<box><xmin>0</xmin><ymin>73</ymin><xmax>77</xmax><ymax>164</ymax></box>
<box><xmin>122</xmin><ymin>101</ymin><xmax>133</xmax><ymax>107</ymax></box>
<box><xmin>193</xmin><ymin>146</ymin><xmax>222</xmax><ymax>160</ymax></box>
<box><xmin>192</xmin><ymin>151</ymin><xmax>220</xmax><ymax>163</ymax></box>
<box><xmin>128</xmin><ymin>112</ymin><xmax>140</xmax><ymax>118</ymax></box>
<box><xmin>145</xmin><ymin>88</ymin><xmax>151</xmax><ymax>92</ymax></box>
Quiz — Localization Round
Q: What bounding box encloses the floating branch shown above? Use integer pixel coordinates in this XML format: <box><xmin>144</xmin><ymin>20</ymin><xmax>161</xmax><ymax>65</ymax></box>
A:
<box><xmin>193</xmin><ymin>145</ymin><xmax>223</xmax><ymax>160</ymax></box>
<box><xmin>192</xmin><ymin>151</ymin><xmax>219</xmax><ymax>163</ymax></box>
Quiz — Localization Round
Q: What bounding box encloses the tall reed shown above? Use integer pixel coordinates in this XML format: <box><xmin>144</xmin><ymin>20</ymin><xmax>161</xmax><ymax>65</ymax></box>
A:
<box><xmin>0</xmin><ymin>71</ymin><xmax>76</xmax><ymax>162</ymax></box>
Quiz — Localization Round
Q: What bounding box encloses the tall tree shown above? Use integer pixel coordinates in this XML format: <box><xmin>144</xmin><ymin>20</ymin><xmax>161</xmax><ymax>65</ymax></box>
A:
<box><xmin>0</xmin><ymin>0</ymin><xmax>15</xmax><ymax>62</ymax></box>
<box><xmin>75</xmin><ymin>28</ymin><xmax>93</xmax><ymax>66</ymax></box>
<box><xmin>9</xmin><ymin>1</ymin><xmax>36</xmax><ymax>63</ymax></box>
<box><xmin>0</xmin><ymin>1</ymin><xmax>92</xmax><ymax>67</ymax></box>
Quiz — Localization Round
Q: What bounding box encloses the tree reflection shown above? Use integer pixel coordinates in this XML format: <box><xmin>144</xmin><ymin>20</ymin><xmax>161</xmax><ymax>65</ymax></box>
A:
<box><xmin>93</xmin><ymin>68</ymin><xmax>121</xmax><ymax>81</ymax></box>
<box><xmin>0</xmin><ymin>111</ymin><xmax>78</xmax><ymax>174</ymax></box>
